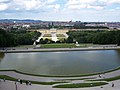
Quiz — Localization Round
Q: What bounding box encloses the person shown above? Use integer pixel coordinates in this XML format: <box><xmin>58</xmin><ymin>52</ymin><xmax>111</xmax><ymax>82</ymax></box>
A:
<box><xmin>20</xmin><ymin>80</ymin><xmax>22</xmax><ymax>84</ymax></box>
<box><xmin>112</xmin><ymin>82</ymin><xmax>114</xmax><ymax>87</ymax></box>
<box><xmin>25</xmin><ymin>81</ymin><xmax>29</xmax><ymax>85</ymax></box>
<box><xmin>15</xmin><ymin>81</ymin><xmax>18</xmax><ymax>90</ymax></box>
<box><xmin>15</xmin><ymin>81</ymin><xmax>16</xmax><ymax>84</ymax></box>
<box><xmin>99</xmin><ymin>75</ymin><xmax>101</xmax><ymax>78</ymax></box>
<box><xmin>28</xmin><ymin>81</ymin><xmax>32</xmax><ymax>85</ymax></box>
<box><xmin>18</xmin><ymin>78</ymin><xmax>20</xmax><ymax>82</ymax></box>
<box><xmin>102</xmin><ymin>73</ymin><xmax>105</xmax><ymax>79</ymax></box>
<box><xmin>3</xmin><ymin>78</ymin><xmax>6</xmax><ymax>82</ymax></box>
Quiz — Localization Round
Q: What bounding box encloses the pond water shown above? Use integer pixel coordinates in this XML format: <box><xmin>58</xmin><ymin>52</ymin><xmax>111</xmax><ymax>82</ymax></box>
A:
<box><xmin>0</xmin><ymin>50</ymin><xmax>120</xmax><ymax>76</ymax></box>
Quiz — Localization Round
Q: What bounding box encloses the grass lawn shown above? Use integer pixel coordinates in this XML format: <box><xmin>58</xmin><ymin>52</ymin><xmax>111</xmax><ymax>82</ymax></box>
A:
<box><xmin>0</xmin><ymin>75</ymin><xmax>68</xmax><ymax>85</ymax></box>
<box><xmin>40</xmin><ymin>43</ymin><xmax>75</xmax><ymax>48</ymax></box>
<box><xmin>12</xmin><ymin>43</ymin><xmax>93</xmax><ymax>49</ymax></box>
<box><xmin>43</xmin><ymin>34</ymin><xmax>52</xmax><ymax>37</ymax></box>
<box><xmin>76</xmin><ymin>43</ymin><xmax>93</xmax><ymax>48</ymax></box>
<box><xmin>89</xmin><ymin>75</ymin><xmax>120</xmax><ymax>82</ymax></box>
<box><xmin>15</xmin><ymin>45</ymin><xmax>35</xmax><ymax>49</ymax></box>
<box><xmin>0</xmin><ymin>75</ymin><xmax>16</xmax><ymax>81</ymax></box>
<box><xmin>56</xmin><ymin>34</ymin><xmax>66</xmax><ymax>37</ymax></box>
<box><xmin>40</xmin><ymin>43</ymin><xmax>93</xmax><ymax>48</ymax></box>
<box><xmin>53</xmin><ymin>82</ymin><xmax>108</xmax><ymax>88</ymax></box>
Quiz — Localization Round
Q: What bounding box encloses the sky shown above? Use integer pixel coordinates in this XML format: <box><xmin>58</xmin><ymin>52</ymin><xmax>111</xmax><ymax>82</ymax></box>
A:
<box><xmin>0</xmin><ymin>0</ymin><xmax>120</xmax><ymax>22</ymax></box>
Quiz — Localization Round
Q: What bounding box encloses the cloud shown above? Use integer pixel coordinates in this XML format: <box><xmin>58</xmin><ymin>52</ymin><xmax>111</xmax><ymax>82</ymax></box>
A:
<box><xmin>0</xmin><ymin>0</ymin><xmax>120</xmax><ymax>22</ymax></box>
<box><xmin>98</xmin><ymin>0</ymin><xmax>120</xmax><ymax>5</ymax></box>
<box><xmin>77</xmin><ymin>0</ymin><xmax>97</xmax><ymax>4</ymax></box>
<box><xmin>0</xmin><ymin>0</ymin><xmax>10</xmax><ymax>3</ymax></box>
<box><xmin>0</xmin><ymin>3</ymin><xmax>8</xmax><ymax>11</ymax></box>
<box><xmin>116</xmin><ymin>7</ymin><xmax>120</xmax><ymax>10</ymax></box>
<box><xmin>67</xmin><ymin>0</ymin><xmax>97</xmax><ymax>5</ymax></box>
<box><xmin>67</xmin><ymin>4</ymin><xmax>87</xmax><ymax>9</ymax></box>
<box><xmin>66</xmin><ymin>0</ymin><xmax>120</xmax><ymax>10</ymax></box>
<box><xmin>45</xmin><ymin>0</ymin><xmax>57</xmax><ymax>4</ymax></box>
<box><xmin>87</xmin><ymin>5</ymin><xmax>104</xmax><ymax>10</ymax></box>
<box><xmin>47</xmin><ymin>4</ymin><xmax>60</xmax><ymax>9</ymax></box>
<box><xmin>67</xmin><ymin>0</ymin><xmax>120</xmax><ymax>5</ymax></box>
<box><xmin>12</xmin><ymin>0</ymin><xmax>43</xmax><ymax>10</ymax></box>
<box><xmin>105</xmin><ymin>0</ymin><xmax>120</xmax><ymax>4</ymax></box>
<box><xmin>7</xmin><ymin>0</ymin><xmax>58</xmax><ymax>11</ymax></box>
<box><xmin>0</xmin><ymin>0</ymin><xmax>120</xmax><ymax>11</ymax></box>
<box><xmin>66</xmin><ymin>0</ymin><xmax>104</xmax><ymax>10</ymax></box>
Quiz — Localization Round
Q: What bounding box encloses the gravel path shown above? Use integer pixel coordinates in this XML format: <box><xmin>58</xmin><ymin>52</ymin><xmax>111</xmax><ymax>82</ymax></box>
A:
<box><xmin>1</xmin><ymin>47</ymin><xmax>120</xmax><ymax>53</ymax></box>
<box><xmin>0</xmin><ymin>80</ymin><xmax>120</xmax><ymax>90</ymax></box>
<box><xmin>0</xmin><ymin>68</ymin><xmax>120</xmax><ymax>90</ymax></box>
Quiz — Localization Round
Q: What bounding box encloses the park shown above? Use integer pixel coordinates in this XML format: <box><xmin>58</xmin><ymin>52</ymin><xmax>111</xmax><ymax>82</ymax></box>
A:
<box><xmin>1</xmin><ymin>28</ymin><xmax>120</xmax><ymax>90</ymax></box>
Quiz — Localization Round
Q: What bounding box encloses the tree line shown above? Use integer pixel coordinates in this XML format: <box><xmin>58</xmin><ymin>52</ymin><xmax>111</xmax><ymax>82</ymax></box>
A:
<box><xmin>66</xmin><ymin>30</ymin><xmax>120</xmax><ymax>45</ymax></box>
<box><xmin>0</xmin><ymin>29</ymin><xmax>41</xmax><ymax>47</ymax></box>
<box><xmin>1</xmin><ymin>28</ymin><xmax>120</xmax><ymax>47</ymax></box>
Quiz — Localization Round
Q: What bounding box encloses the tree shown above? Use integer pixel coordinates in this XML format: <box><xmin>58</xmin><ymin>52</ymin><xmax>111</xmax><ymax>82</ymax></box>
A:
<box><xmin>66</xmin><ymin>36</ymin><xmax>74</xmax><ymax>43</ymax></box>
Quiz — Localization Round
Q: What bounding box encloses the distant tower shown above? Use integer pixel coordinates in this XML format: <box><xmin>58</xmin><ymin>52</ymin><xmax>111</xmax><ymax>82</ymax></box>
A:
<box><xmin>52</xmin><ymin>22</ymin><xmax>54</xmax><ymax>28</ymax></box>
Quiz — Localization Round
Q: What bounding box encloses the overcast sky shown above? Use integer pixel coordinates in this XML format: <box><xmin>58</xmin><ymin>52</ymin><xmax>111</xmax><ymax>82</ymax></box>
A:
<box><xmin>0</xmin><ymin>0</ymin><xmax>120</xmax><ymax>22</ymax></box>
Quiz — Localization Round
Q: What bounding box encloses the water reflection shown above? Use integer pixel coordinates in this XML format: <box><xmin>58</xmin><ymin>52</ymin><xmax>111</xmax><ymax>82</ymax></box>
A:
<box><xmin>0</xmin><ymin>52</ymin><xmax>5</xmax><ymax>61</ymax></box>
<box><xmin>0</xmin><ymin>50</ymin><xmax>120</xmax><ymax>75</ymax></box>
<box><xmin>114</xmin><ymin>50</ymin><xmax>120</xmax><ymax>64</ymax></box>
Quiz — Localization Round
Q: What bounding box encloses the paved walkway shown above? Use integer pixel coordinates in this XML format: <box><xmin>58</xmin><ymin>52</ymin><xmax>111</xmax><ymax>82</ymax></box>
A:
<box><xmin>1</xmin><ymin>68</ymin><xmax>120</xmax><ymax>82</ymax></box>
<box><xmin>36</xmin><ymin>33</ymin><xmax>44</xmax><ymax>42</ymax></box>
<box><xmin>0</xmin><ymin>79</ymin><xmax>120</xmax><ymax>90</ymax></box>
<box><xmin>0</xmin><ymin>68</ymin><xmax>120</xmax><ymax>90</ymax></box>
<box><xmin>51</xmin><ymin>33</ymin><xmax>58</xmax><ymax>42</ymax></box>
<box><xmin>1</xmin><ymin>47</ymin><xmax>120</xmax><ymax>53</ymax></box>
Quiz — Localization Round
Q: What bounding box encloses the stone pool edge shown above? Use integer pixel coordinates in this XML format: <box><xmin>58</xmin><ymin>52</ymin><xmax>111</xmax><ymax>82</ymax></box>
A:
<box><xmin>0</xmin><ymin>66</ymin><xmax>120</xmax><ymax>78</ymax></box>
<box><xmin>1</xmin><ymin>47</ymin><xmax>120</xmax><ymax>53</ymax></box>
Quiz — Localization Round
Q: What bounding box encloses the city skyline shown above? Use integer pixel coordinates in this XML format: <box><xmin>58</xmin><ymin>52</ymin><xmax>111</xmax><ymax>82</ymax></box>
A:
<box><xmin>0</xmin><ymin>0</ymin><xmax>120</xmax><ymax>22</ymax></box>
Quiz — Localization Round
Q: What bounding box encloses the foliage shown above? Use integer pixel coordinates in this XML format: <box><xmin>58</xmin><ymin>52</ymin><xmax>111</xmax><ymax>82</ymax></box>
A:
<box><xmin>67</xmin><ymin>30</ymin><xmax>120</xmax><ymax>45</ymax></box>
<box><xmin>90</xmin><ymin>75</ymin><xmax>120</xmax><ymax>82</ymax></box>
<box><xmin>39</xmin><ymin>38</ymin><xmax>54</xmax><ymax>44</ymax></box>
<box><xmin>1</xmin><ymin>28</ymin><xmax>120</xmax><ymax>47</ymax></box>
<box><xmin>40</xmin><ymin>43</ymin><xmax>75</xmax><ymax>48</ymax></box>
<box><xmin>53</xmin><ymin>82</ymin><xmax>108</xmax><ymax>88</ymax></box>
<box><xmin>0</xmin><ymin>75</ymin><xmax>67</xmax><ymax>85</ymax></box>
<box><xmin>0</xmin><ymin>28</ymin><xmax>41</xmax><ymax>47</ymax></box>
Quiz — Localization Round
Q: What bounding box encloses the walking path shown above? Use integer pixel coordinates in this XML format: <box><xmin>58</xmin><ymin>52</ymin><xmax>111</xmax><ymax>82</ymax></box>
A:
<box><xmin>36</xmin><ymin>33</ymin><xmax>44</xmax><ymax>42</ymax></box>
<box><xmin>1</xmin><ymin>47</ymin><xmax>120</xmax><ymax>53</ymax></box>
<box><xmin>63</xmin><ymin>33</ymin><xmax>69</xmax><ymax>38</ymax></box>
<box><xmin>0</xmin><ymin>80</ymin><xmax>120</xmax><ymax>90</ymax></box>
<box><xmin>51</xmin><ymin>33</ymin><xmax>58</xmax><ymax>42</ymax></box>
<box><xmin>0</xmin><ymin>67</ymin><xmax>120</xmax><ymax>82</ymax></box>
<box><xmin>0</xmin><ymin>67</ymin><xmax>120</xmax><ymax>90</ymax></box>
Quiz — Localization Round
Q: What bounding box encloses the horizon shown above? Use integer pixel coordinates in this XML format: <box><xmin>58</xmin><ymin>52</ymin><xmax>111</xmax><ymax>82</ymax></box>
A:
<box><xmin>0</xmin><ymin>18</ymin><xmax>120</xmax><ymax>22</ymax></box>
<box><xmin>0</xmin><ymin>0</ymin><xmax>120</xmax><ymax>22</ymax></box>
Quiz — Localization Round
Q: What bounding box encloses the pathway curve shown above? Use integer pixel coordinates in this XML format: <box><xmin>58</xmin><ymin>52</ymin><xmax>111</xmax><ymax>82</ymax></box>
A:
<box><xmin>36</xmin><ymin>33</ymin><xmax>44</xmax><ymax>42</ymax></box>
<box><xmin>51</xmin><ymin>33</ymin><xmax>58</xmax><ymax>42</ymax></box>
<box><xmin>1</xmin><ymin>47</ymin><xmax>120</xmax><ymax>53</ymax></box>
<box><xmin>0</xmin><ymin>67</ymin><xmax>120</xmax><ymax>88</ymax></box>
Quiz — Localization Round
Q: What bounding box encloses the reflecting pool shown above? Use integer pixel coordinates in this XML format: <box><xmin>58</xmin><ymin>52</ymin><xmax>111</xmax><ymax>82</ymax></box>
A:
<box><xmin>0</xmin><ymin>50</ymin><xmax>120</xmax><ymax>76</ymax></box>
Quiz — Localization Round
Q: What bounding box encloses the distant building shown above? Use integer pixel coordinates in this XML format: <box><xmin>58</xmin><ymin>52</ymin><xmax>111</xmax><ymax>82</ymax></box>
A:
<box><xmin>22</xmin><ymin>24</ymin><xmax>30</xmax><ymax>28</ymax></box>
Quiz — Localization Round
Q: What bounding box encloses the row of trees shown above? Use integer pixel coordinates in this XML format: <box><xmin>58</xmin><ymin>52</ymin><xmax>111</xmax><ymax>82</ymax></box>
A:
<box><xmin>67</xmin><ymin>30</ymin><xmax>120</xmax><ymax>45</ymax></box>
<box><xmin>37</xmin><ymin>30</ymin><xmax>120</xmax><ymax>45</ymax></box>
<box><xmin>0</xmin><ymin>29</ymin><xmax>41</xmax><ymax>47</ymax></box>
<box><xmin>1</xmin><ymin>28</ymin><xmax>120</xmax><ymax>47</ymax></box>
